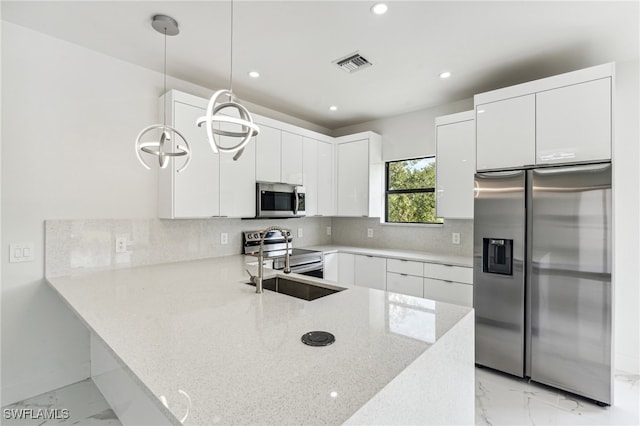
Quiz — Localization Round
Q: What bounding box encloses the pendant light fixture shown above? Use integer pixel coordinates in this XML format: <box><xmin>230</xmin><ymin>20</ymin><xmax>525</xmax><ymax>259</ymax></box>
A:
<box><xmin>196</xmin><ymin>0</ymin><xmax>260</xmax><ymax>161</ymax></box>
<box><xmin>135</xmin><ymin>15</ymin><xmax>191</xmax><ymax>172</ymax></box>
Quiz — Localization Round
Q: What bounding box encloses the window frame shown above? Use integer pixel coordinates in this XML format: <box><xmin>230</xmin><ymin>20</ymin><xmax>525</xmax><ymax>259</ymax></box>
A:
<box><xmin>384</xmin><ymin>156</ymin><xmax>441</xmax><ymax>225</ymax></box>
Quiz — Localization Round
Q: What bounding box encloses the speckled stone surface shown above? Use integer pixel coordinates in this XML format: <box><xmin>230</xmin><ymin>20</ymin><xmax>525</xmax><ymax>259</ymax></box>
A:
<box><xmin>305</xmin><ymin>244</ymin><xmax>473</xmax><ymax>267</ymax></box>
<box><xmin>46</xmin><ymin>255</ymin><xmax>473</xmax><ymax>425</ymax></box>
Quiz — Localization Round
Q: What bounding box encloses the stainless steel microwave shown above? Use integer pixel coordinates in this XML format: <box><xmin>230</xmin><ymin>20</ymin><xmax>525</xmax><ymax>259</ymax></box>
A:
<box><xmin>256</xmin><ymin>182</ymin><xmax>306</xmax><ymax>218</ymax></box>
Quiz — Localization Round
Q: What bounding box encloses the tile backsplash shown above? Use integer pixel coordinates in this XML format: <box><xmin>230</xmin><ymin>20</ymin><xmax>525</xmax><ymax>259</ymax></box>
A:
<box><xmin>330</xmin><ymin>217</ymin><xmax>473</xmax><ymax>257</ymax></box>
<box><xmin>45</xmin><ymin>216</ymin><xmax>472</xmax><ymax>277</ymax></box>
<box><xmin>45</xmin><ymin>217</ymin><xmax>332</xmax><ymax>277</ymax></box>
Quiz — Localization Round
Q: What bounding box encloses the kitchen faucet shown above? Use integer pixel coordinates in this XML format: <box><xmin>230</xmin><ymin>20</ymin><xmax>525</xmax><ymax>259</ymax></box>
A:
<box><xmin>250</xmin><ymin>226</ymin><xmax>291</xmax><ymax>293</ymax></box>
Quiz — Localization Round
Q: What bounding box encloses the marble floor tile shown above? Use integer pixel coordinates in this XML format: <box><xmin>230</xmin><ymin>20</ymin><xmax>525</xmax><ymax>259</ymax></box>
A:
<box><xmin>2</xmin><ymin>379</ymin><xmax>121</xmax><ymax>425</ymax></box>
<box><xmin>476</xmin><ymin>367</ymin><xmax>640</xmax><ymax>426</ymax></box>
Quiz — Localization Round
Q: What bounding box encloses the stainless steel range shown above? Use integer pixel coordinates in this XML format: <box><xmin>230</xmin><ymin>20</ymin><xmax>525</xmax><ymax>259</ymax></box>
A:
<box><xmin>243</xmin><ymin>229</ymin><xmax>324</xmax><ymax>278</ymax></box>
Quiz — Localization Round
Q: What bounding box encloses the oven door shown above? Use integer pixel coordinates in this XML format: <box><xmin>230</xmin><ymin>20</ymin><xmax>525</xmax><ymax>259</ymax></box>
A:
<box><xmin>290</xmin><ymin>262</ymin><xmax>323</xmax><ymax>279</ymax></box>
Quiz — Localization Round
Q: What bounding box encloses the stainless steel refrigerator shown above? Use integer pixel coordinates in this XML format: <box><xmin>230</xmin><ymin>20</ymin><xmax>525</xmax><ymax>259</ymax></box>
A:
<box><xmin>473</xmin><ymin>162</ymin><xmax>612</xmax><ymax>405</ymax></box>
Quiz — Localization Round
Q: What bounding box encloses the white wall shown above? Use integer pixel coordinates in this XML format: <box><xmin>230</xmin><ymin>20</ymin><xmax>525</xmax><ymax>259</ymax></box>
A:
<box><xmin>613</xmin><ymin>58</ymin><xmax>639</xmax><ymax>374</ymax></box>
<box><xmin>333</xmin><ymin>98</ymin><xmax>473</xmax><ymax>161</ymax></box>
<box><xmin>0</xmin><ymin>21</ymin><xmax>328</xmax><ymax>405</ymax></box>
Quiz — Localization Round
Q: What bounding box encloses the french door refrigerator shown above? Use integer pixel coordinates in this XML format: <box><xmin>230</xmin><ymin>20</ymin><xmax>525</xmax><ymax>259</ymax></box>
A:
<box><xmin>473</xmin><ymin>162</ymin><xmax>612</xmax><ymax>405</ymax></box>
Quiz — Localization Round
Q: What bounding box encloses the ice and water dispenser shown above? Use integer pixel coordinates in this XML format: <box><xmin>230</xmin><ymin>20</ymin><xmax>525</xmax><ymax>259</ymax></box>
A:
<box><xmin>482</xmin><ymin>238</ymin><xmax>513</xmax><ymax>275</ymax></box>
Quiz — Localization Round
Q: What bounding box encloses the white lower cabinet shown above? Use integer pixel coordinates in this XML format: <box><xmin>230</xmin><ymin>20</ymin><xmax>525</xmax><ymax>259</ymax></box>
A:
<box><xmin>423</xmin><ymin>278</ymin><xmax>473</xmax><ymax>307</ymax></box>
<box><xmin>354</xmin><ymin>255</ymin><xmax>386</xmax><ymax>290</ymax></box>
<box><xmin>337</xmin><ymin>253</ymin><xmax>355</xmax><ymax>285</ymax></box>
<box><xmin>323</xmin><ymin>252</ymin><xmax>338</xmax><ymax>282</ymax></box>
<box><xmin>386</xmin><ymin>272</ymin><xmax>423</xmax><ymax>298</ymax></box>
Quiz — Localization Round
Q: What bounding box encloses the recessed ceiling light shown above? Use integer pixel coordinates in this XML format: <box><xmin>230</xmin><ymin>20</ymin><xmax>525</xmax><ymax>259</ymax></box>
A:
<box><xmin>248</xmin><ymin>71</ymin><xmax>260</xmax><ymax>78</ymax></box>
<box><xmin>439</xmin><ymin>71</ymin><xmax>452</xmax><ymax>79</ymax></box>
<box><xmin>329</xmin><ymin>105</ymin><xmax>338</xmax><ymax>111</ymax></box>
<box><xmin>371</xmin><ymin>3</ymin><xmax>388</xmax><ymax>15</ymax></box>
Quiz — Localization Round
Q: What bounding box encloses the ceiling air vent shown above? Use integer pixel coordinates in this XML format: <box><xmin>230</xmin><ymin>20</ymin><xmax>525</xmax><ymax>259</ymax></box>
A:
<box><xmin>334</xmin><ymin>52</ymin><xmax>372</xmax><ymax>73</ymax></box>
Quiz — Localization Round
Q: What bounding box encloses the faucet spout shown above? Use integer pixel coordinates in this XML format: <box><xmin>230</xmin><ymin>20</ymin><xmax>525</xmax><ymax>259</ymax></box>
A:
<box><xmin>255</xmin><ymin>226</ymin><xmax>291</xmax><ymax>293</ymax></box>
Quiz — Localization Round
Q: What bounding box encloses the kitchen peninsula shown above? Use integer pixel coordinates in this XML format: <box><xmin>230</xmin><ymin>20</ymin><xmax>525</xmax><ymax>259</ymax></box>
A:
<box><xmin>47</xmin><ymin>254</ymin><xmax>474</xmax><ymax>425</ymax></box>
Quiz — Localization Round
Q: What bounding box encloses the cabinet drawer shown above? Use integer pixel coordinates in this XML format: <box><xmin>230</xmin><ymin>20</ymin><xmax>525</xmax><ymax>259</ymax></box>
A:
<box><xmin>423</xmin><ymin>278</ymin><xmax>473</xmax><ymax>307</ymax></box>
<box><xmin>423</xmin><ymin>263</ymin><xmax>473</xmax><ymax>284</ymax></box>
<box><xmin>386</xmin><ymin>272</ymin><xmax>423</xmax><ymax>298</ymax></box>
<box><xmin>386</xmin><ymin>258</ymin><xmax>423</xmax><ymax>276</ymax></box>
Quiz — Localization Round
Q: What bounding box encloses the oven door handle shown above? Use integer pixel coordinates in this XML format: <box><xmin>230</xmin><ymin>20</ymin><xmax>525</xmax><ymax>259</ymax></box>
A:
<box><xmin>293</xmin><ymin>187</ymin><xmax>299</xmax><ymax>216</ymax></box>
<box><xmin>290</xmin><ymin>262</ymin><xmax>323</xmax><ymax>274</ymax></box>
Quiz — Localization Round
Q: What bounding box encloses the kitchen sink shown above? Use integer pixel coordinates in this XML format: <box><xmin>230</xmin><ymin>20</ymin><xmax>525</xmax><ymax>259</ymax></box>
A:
<box><xmin>246</xmin><ymin>276</ymin><xmax>345</xmax><ymax>301</ymax></box>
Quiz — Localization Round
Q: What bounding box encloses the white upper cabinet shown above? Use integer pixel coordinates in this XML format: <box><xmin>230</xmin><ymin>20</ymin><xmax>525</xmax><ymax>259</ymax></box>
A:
<box><xmin>219</xmin><ymin>121</ymin><xmax>256</xmax><ymax>218</ymax></box>
<box><xmin>158</xmin><ymin>91</ymin><xmax>220</xmax><ymax>218</ymax></box>
<box><xmin>255</xmin><ymin>126</ymin><xmax>303</xmax><ymax>185</ymax></box>
<box><xmin>281</xmin><ymin>131</ymin><xmax>304</xmax><ymax>185</ymax></box>
<box><xmin>303</xmin><ymin>137</ymin><xmax>336</xmax><ymax>217</ymax></box>
<box><xmin>335</xmin><ymin>132</ymin><xmax>382</xmax><ymax>217</ymax></box>
<box><xmin>435</xmin><ymin>111</ymin><xmax>476</xmax><ymax>219</ymax></box>
<box><xmin>536</xmin><ymin>78</ymin><xmax>611</xmax><ymax>164</ymax></box>
<box><xmin>317</xmin><ymin>140</ymin><xmax>335</xmax><ymax>216</ymax></box>
<box><xmin>474</xmin><ymin>63</ymin><xmax>614</xmax><ymax>171</ymax></box>
<box><xmin>475</xmin><ymin>95</ymin><xmax>536</xmax><ymax>171</ymax></box>
<box><xmin>255</xmin><ymin>124</ymin><xmax>281</xmax><ymax>183</ymax></box>
<box><xmin>302</xmin><ymin>137</ymin><xmax>319</xmax><ymax>216</ymax></box>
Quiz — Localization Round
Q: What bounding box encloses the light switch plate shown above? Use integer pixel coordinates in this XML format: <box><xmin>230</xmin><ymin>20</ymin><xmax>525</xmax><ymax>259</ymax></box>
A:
<box><xmin>9</xmin><ymin>243</ymin><xmax>34</xmax><ymax>263</ymax></box>
<box><xmin>326</xmin><ymin>227</ymin><xmax>332</xmax><ymax>236</ymax></box>
<box><xmin>221</xmin><ymin>233</ymin><xmax>228</xmax><ymax>245</ymax></box>
<box><xmin>367</xmin><ymin>228</ymin><xmax>373</xmax><ymax>238</ymax></box>
<box><xmin>297</xmin><ymin>228</ymin><xmax>303</xmax><ymax>238</ymax></box>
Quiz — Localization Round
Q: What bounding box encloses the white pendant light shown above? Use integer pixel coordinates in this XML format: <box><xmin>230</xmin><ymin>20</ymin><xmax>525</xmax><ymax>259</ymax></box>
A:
<box><xmin>135</xmin><ymin>15</ymin><xmax>191</xmax><ymax>172</ymax></box>
<box><xmin>196</xmin><ymin>0</ymin><xmax>260</xmax><ymax>161</ymax></box>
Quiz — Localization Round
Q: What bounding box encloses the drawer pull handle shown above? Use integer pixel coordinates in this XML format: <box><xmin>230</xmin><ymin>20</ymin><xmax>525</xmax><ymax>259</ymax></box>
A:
<box><xmin>400</xmin><ymin>273</ymin><xmax>408</xmax><ymax>277</ymax></box>
<box><xmin>443</xmin><ymin>280</ymin><xmax>454</xmax><ymax>284</ymax></box>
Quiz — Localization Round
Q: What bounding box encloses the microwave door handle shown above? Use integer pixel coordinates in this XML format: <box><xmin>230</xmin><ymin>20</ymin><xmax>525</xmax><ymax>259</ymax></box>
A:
<box><xmin>293</xmin><ymin>187</ymin><xmax>299</xmax><ymax>215</ymax></box>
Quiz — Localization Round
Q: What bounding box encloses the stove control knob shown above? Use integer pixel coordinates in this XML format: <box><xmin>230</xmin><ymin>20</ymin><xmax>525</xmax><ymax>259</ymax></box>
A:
<box><xmin>254</xmin><ymin>233</ymin><xmax>260</xmax><ymax>239</ymax></box>
<box><xmin>247</xmin><ymin>234</ymin><xmax>252</xmax><ymax>240</ymax></box>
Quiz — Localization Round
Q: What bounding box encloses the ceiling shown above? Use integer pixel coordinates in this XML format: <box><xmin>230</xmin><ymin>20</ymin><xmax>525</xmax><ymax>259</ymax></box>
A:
<box><xmin>2</xmin><ymin>1</ymin><xmax>639</xmax><ymax>129</ymax></box>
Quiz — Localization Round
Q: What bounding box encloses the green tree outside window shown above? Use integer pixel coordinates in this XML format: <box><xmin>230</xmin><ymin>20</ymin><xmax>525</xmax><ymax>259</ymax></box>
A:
<box><xmin>386</xmin><ymin>157</ymin><xmax>443</xmax><ymax>224</ymax></box>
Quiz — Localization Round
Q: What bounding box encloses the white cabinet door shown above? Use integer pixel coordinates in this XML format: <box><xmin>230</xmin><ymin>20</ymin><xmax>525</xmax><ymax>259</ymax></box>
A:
<box><xmin>337</xmin><ymin>139</ymin><xmax>369</xmax><ymax>216</ymax></box>
<box><xmin>386</xmin><ymin>272</ymin><xmax>423</xmax><ymax>298</ymax></box>
<box><xmin>323</xmin><ymin>252</ymin><xmax>338</xmax><ymax>282</ymax></box>
<box><xmin>338</xmin><ymin>253</ymin><xmax>355</xmax><ymax>285</ymax></box>
<box><xmin>159</xmin><ymin>97</ymin><xmax>220</xmax><ymax>218</ymax></box>
<box><xmin>536</xmin><ymin>78</ymin><xmax>611</xmax><ymax>164</ymax></box>
<box><xmin>354</xmin><ymin>255</ymin><xmax>386</xmax><ymax>290</ymax></box>
<box><xmin>255</xmin><ymin>125</ymin><xmax>281</xmax><ymax>182</ymax></box>
<box><xmin>219</xmin><ymin>128</ymin><xmax>256</xmax><ymax>218</ymax></box>
<box><xmin>476</xmin><ymin>94</ymin><xmax>536</xmax><ymax>171</ymax></box>
<box><xmin>317</xmin><ymin>140</ymin><xmax>335</xmax><ymax>216</ymax></box>
<box><xmin>423</xmin><ymin>278</ymin><xmax>473</xmax><ymax>307</ymax></box>
<box><xmin>302</xmin><ymin>137</ymin><xmax>318</xmax><ymax>216</ymax></box>
<box><xmin>281</xmin><ymin>131</ymin><xmax>304</xmax><ymax>185</ymax></box>
<box><xmin>436</xmin><ymin>114</ymin><xmax>475</xmax><ymax>219</ymax></box>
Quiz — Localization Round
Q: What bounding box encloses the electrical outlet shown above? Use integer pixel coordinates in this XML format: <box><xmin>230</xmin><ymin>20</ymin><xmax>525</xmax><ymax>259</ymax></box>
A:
<box><xmin>452</xmin><ymin>233</ymin><xmax>461</xmax><ymax>245</ymax></box>
<box><xmin>9</xmin><ymin>242</ymin><xmax>34</xmax><ymax>263</ymax></box>
<box><xmin>326</xmin><ymin>226</ymin><xmax>332</xmax><ymax>236</ymax></box>
<box><xmin>221</xmin><ymin>233</ymin><xmax>228</xmax><ymax>245</ymax></box>
<box><xmin>297</xmin><ymin>228</ymin><xmax>303</xmax><ymax>238</ymax></box>
<box><xmin>115</xmin><ymin>236</ymin><xmax>128</xmax><ymax>253</ymax></box>
<box><xmin>367</xmin><ymin>228</ymin><xmax>374</xmax><ymax>238</ymax></box>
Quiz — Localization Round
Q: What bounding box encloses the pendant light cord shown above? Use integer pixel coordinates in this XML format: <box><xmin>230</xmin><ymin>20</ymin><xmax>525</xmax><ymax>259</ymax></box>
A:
<box><xmin>163</xmin><ymin>26</ymin><xmax>168</xmax><ymax>126</ymax></box>
<box><xmin>229</xmin><ymin>0</ymin><xmax>234</xmax><ymax>98</ymax></box>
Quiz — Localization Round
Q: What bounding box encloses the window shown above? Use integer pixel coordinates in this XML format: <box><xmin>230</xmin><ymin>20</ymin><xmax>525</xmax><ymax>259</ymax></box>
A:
<box><xmin>385</xmin><ymin>157</ymin><xmax>443</xmax><ymax>224</ymax></box>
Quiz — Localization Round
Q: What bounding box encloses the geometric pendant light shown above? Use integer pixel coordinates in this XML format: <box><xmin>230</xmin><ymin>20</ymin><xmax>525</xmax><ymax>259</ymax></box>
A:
<box><xmin>135</xmin><ymin>15</ymin><xmax>192</xmax><ymax>172</ymax></box>
<box><xmin>196</xmin><ymin>0</ymin><xmax>260</xmax><ymax>161</ymax></box>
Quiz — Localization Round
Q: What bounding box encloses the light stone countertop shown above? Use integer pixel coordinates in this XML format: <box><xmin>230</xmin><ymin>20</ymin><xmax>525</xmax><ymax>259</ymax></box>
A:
<box><xmin>47</xmin><ymin>254</ymin><xmax>472</xmax><ymax>425</ymax></box>
<box><xmin>303</xmin><ymin>245</ymin><xmax>473</xmax><ymax>268</ymax></box>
